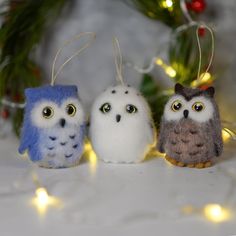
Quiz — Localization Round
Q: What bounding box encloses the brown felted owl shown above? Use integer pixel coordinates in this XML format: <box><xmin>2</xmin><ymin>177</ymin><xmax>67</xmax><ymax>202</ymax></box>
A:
<box><xmin>158</xmin><ymin>83</ymin><xmax>223</xmax><ymax>168</ymax></box>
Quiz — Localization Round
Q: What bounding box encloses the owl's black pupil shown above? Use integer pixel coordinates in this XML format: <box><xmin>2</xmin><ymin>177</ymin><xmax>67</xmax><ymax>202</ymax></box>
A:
<box><xmin>67</xmin><ymin>106</ymin><xmax>74</xmax><ymax>115</ymax></box>
<box><xmin>173</xmin><ymin>103</ymin><xmax>181</xmax><ymax>110</ymax></box>
<box><xmin>194</xmin><ymin>104</ymin><xmax>203</xmax><ymax>111</ymax></box>
<box><xmin>42</xmin><ymin>107</ymin><xmax>52</xmax><ymax>117</ymax></box>
<box><xmin>100</xmin><ymin>103</ymin><xmax>111</xmax><ymax>113</ymax></box>
<box><xmin>126</xmin><ymin>104</ymin><xmax>137</xmax><ymax>113</ymax></box>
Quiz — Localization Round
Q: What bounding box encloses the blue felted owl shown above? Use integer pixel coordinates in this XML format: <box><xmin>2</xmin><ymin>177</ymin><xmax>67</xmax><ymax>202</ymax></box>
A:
<box><xmin>19</xmin><ymin>85</ymin><xmax>86</xmax><ymax>168</ymax></box>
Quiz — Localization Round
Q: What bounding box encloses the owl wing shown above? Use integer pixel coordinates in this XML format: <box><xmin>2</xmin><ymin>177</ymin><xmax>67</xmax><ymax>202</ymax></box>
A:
<box><xmin>157</xmin><ymin>118</ymin><xmax>167</xmax><ymax>153</ymax></box>
<box><xmin>210</xmin><ymin>118</ymin><xmax>223</xmax><ymax>157</ymax></box>
<box><xmin>147</xmin><ymin>120</ymin><xmax>156</xmax><ymax>146</ymax></box>
<box><xmin>18</xmin><ymin>128</ymin><xmax>30</xmax><ymax>154</ymax></box>
<box><xmin>18</xmin><ymin>124</ymin><xmax>38</xmax><ymax>155</ymax></box>
<box><xmin>77</xmin><ymin>123</ymin><xmax>86</xmax><ymax>149</ymax></box>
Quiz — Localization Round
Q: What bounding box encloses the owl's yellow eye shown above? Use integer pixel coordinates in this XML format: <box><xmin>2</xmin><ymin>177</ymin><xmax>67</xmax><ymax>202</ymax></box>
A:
<box><xmin>100</xmin><ymin>103</ymin><xmax>111</xmax><ymax>113</ymax></box>
<box><xmin>171</xmin><ymin>100</ymin><xmax>182</xmax><ymax>112</ymax></box>
<box><xmin>192</xmin><ymin>102</ymin><xmax>205</xmax><ymax>112</ymax></box>
<box><xmin>126</xmin><ymin>104</ymin><xmax>138</xmax><ymax>114</ymax></box>
<box><xmin>66</xmin><ymin>104</ymin><xmax>76</xmax><ymax>117</ymax></box>
<box><xmin>42</xmin><ymin>106</ymin><xmax>54</xmax><ymax>119</ymax></box>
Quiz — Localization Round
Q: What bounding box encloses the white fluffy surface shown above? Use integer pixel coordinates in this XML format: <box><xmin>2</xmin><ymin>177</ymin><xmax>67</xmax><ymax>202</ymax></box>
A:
<box><xmin>89</xmin><ymin>85</ymin><xmax>156</xmax><ymax>163</ymax></box>
<box><xmin>164</xmin><ymin>95</ymin><xmax>214</xmax><ymax>123</ymax></box>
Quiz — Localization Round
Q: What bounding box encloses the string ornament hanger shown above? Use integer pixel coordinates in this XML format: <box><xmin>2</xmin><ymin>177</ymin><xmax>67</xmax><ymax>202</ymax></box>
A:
<box><xmin>112</xmin><ymin>37</ymin><xmax>125</xmax><ymax>86</ymax></box>
<box><xmin>179</xmin><ymin>0</ymin><xmax>215</xmax><ymax>85</ymax></box>
<box><xmin>51</xmin><ymin>32</ymin><xmax>96</xmax><ymax>86</ymax></box>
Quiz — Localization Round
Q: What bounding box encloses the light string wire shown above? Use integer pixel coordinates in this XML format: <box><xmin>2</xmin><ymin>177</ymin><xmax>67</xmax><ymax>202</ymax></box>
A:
<box><xmin>112</xmin><ymin>37</ymin><xmax>125</xmax><ymax>85</ymax></box>
<box><xmin>0</xmin><ymin>98</ymin><xmax>25</xmax><ymax>109</ymax></box>
<box><xmin>51</xmin><ymin>32</ymin><xmax>96</xmax><ymax>86</ymax></box>
<box><xmin>195</xmin><ymin>25</ymin><xmax>214</xmax><ymax>83</ymax></box>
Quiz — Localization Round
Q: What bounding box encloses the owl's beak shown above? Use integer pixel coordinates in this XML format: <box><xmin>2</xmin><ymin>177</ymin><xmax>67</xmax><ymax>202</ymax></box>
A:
<box><xmin>60</xmin><ymin>118</ymin><xmax>66</xmax><ymax>128</ymax></box>
<box><xmin>183</xmin><ymin>110</ymin><xmax>189</xmax><ymax>118</ymax></box>
<box><xmin>116</xmin><ymin>114</ymin><xmax>121</xmax><ymax>123</ymax></box>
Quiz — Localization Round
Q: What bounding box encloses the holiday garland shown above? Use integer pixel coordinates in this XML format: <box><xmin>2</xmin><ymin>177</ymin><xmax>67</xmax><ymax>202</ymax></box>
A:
<box><xmin>0</xmin><ymin>0</ymin><xmax>68</xmax><ymax>135</ymax></box>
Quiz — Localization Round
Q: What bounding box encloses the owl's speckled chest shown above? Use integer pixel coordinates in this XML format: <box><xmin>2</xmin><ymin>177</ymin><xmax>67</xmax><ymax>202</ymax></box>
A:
<box><xmin>165</xmin><ymin>119</ymin><xmax>214</xmax><ymax>164</ymax></box>
<box><xmin>37</xmin><ymin>125</ymin><xmax>84</xmax><ymax>168</ymax></box>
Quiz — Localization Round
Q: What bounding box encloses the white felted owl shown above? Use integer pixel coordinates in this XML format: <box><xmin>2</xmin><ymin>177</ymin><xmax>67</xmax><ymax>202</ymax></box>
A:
<box><xmin>89</xmin><ymin>38</ymin><xmax>156</xmax><ymax>163</ymax></box>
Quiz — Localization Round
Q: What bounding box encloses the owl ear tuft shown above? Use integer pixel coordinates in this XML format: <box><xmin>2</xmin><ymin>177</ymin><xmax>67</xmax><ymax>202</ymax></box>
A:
<box><xmin>174</xmin><ymin>83</ymin><xmax>184</xmax><ymax>94</ymax></box>
<box><xmin>205</xmin><ymin>86</ymin><xmax>215</xmax><ymax>97</ymax></box>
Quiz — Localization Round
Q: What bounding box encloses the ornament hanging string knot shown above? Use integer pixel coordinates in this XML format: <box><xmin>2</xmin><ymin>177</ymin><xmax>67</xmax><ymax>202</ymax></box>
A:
<box><xmin>51</xmin><ymin>32</ymin><xmax>96</xmax><ymax>86</ymax></box>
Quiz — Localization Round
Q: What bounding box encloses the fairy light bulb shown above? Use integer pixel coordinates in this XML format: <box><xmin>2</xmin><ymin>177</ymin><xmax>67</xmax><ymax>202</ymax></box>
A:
<box><xmin>191</xmin><ymin>72</ymin><xmax>212</xmax><ymax>87</ymax></box>
<box><xmin>165</xmin><ymin>66</ymin><xmax>177</xmax><ymax>77</ymax></box>
<box><xmin>222</xmin><ymin>128</ymin><xmax>236</xmax><ymax>142</ymax></box>
<box><xmin>84</xmin><ymin>140</ymin><xmax>98</xmax><ymax>176</ymax></box>
<box><xmin>32</xmin><ymin>187</ymin><xmax>62</xmax><ymax>215</ymax></box>
<box><xmin>222</xmin><ymin>129</ymin><xmax>231</xmax><ymax>142</ymax></box>
<box><xmin>155</xmin><ymin>58</ymin><xmax>176</xmax><ymax>78</ymax></box>
<box><xmin>161</xmin><ymin>0</ymin><xmax>174</xmax><ymax>10</ymax></box>
<box><xmin>200</xmin><ymin>72</ymin><xmax>211</xmax><ymax>83</ymax></box>
<box><xmin>88</xmin><ymin>150</ymin><xmax>97</xmax><ymax>175</ymax></box>
<box><xmin>166</xmin><ymin>0</ymin><xmax>173</xmax><ymax>7</ymax></box>
<box><xmin>35</xmin><ymin>187</ymin><xmax>49</xmax><ymax>206</ymax></box>
<box><xmin>203</xmin><ymin>204</ymin><xmax>231</xmax><ymax>223</ymax></box>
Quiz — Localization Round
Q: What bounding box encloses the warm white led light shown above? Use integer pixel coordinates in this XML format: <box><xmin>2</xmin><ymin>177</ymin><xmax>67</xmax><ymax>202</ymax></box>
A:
<box><xmin>203</xmin><ymin>204</ymin><xmax>231</xmax><ymax>223</ymax></box>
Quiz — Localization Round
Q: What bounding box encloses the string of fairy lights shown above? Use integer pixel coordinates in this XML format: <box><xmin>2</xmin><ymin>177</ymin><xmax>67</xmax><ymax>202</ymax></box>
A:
<box><xmin>0</xmin><ymin>0</ymin><xmax>235</xmax><ymax>225</ymax></box>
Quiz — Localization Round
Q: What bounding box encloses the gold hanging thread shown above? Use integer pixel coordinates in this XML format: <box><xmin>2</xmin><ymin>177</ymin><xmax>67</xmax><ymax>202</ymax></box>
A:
<box><xmin>51</xmin><ymin>32</ymin><xmax>96</xmax><ymax>86</ymax></box>
<box><xmin>112</xmin><ymin>37</ymin><xmax>125</xmax><ymax>85</ymax></box>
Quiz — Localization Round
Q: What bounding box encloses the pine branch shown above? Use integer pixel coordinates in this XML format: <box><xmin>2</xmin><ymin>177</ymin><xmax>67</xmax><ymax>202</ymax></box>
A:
<box><xmin>0</xmin><ymin>0</ymin><xmax>68</xmax><ymax>135</ymax></box>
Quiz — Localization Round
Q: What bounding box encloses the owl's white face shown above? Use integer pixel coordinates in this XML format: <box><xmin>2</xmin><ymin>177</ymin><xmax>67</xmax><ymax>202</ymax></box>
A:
<box><xmin>164</xmin><ymin>94</ymin><xmax>214</xmax><ymax>123</ymax></box>
<box><xmin>90</xmin><ymin>85</ymin><xmax>151</xmax><ymax>127</ymax></box>
<box><xmin>31</xmin><ymin>98</ymin><xmax>84</xmax><ymax>129</ymax></box>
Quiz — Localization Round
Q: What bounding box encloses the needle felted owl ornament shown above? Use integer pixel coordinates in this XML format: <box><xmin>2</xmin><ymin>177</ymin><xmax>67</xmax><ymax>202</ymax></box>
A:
<box><xmin>158</xmin><ymin>83</ymin><xmax>223</xmax><ymax>168</ymax></box>
<box><xmin>19</xmin><ymin>85</ymin><xmax>85</xmax><ymax>168</ymax></box>
<box><xmin>18</xmin><ymin>32</ymin><xmax>95</xmax><ymax>168</ymax></box>
<box><xmin>89</xmin><ymin>38</ymin><xmax>156</xmax><ymax>163</ymax></box>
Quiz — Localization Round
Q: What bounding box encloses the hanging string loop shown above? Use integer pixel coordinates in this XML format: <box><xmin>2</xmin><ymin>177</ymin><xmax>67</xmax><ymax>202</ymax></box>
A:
<box><xmin>51</xmin><ymin>32</ymin><xmax>96</xmax><ymax>86</ymax></box>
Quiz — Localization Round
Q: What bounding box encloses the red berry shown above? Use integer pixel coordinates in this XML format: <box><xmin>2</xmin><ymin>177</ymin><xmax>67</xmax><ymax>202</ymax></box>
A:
<box><xmin>1</xmin><ymin>109</ymin><xmax>10</xmax><ymax>119</ymax></box>
<box><xmin>198</xmin><ymin>26</ymin><xmax>206</xmax><ymax>37</ymax></box>
<box><xmin>189</xmin><ymin>0</ymin><xmax>206</xmax><ymax>13</ymax></box>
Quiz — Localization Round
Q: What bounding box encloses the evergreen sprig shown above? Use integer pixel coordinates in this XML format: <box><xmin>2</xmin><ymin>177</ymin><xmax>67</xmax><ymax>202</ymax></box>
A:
<box><xmin>0</xmin><ymin>0</ymin><xmax>68</xmax><ymax>135</ymax></box>
<box><xmin>127</xmin><ymin>0</ymin><xmax>184</xmax><ymax>28</ymax></box>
